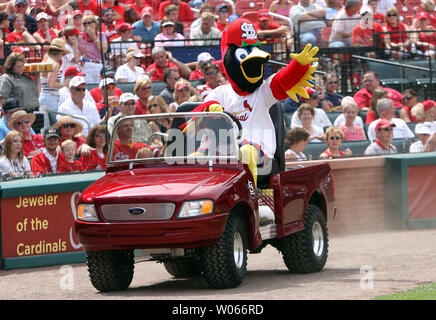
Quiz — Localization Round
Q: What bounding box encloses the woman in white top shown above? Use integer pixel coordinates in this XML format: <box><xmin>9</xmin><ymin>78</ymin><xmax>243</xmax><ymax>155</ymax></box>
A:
<box><xmin>284</xmin><ymin>127</ymin><xmax>310</xmax><ymax>161</ymax></box>
<box><xmin>296</xmin><ymin>103</ymin><xmax>325</xmax><ymax>142</ymax></box>
<box><xmin>0</xmin><ymin>130</ymin><xmax>34</xmax><ymax>178</ymax></box>
<box><xmin>114</xmin><ymin>48</ymin><xmax>146</xmax><ymax>82</ymax></box>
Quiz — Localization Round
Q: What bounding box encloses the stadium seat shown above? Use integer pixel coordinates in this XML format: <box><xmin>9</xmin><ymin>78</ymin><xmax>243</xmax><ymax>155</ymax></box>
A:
<box><xmin>341</xmin><ymin>140</ymin><xmax>371</xmax><ymax>157</ymax></box>
<box><xmin>406</xmin><ymin>121</ymin><xmax>420</xmax><ymax>134</ymax></box>
<box><xmin>392</xmin><ymin>138</ymin><xmax>413</xmax><ymax>153</ymax></box>
<box><xmin>303</xmin><ymin>142</ymin><xmax>327</xmax><ymax>160</ymax></box>
<box><xmin>326</xmin><ymin>111</ymin><xmax>342</xmax><ymax>125</ymax></box>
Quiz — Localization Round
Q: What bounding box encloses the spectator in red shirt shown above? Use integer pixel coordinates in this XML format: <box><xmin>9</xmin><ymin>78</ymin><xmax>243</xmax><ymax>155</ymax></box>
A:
<box><xmin>80</xmin><ymin>124</ymin><xmax>108</xmax><ymax>171</ymax></box>
<box><xmin>158</xmin><ymin>0</ymin><xmax>195</xmax><ymax>22</ymax></box>
<box><xmin>351</xmin><ymin>6</ymin><xmax>385</xmax><ymax>57</ymax></box>
<box><xmin>71</xmin><ymin>10</ymin><xmax>85</xmax><ymax>32</ymax></box>
<box><xmin>89</xmin><ymin>65</ymin><xmax>123</xmax><ymax>103</ymax></box>
<box><xmin>30</xmin><ymin>126</ymin><xmax>61</xmax><ymax>176</ymax></box>
<box><xmin>58</xmin><ymin>139</ymin><xmax>83</xmax><ymax>172</ymax></box>
<box><xmin>353</xmin><ymin>71</ymin><xmax>403</xmax><ymax>110</ymax></box>
<box><xmin>100</xmin><ymin>7</ymin><xmax>119</xmax><ymax>41</ymax></box>
<box><xmin>112</xmin><ymin>118</ymin><xmax>151</xmax><ymax>160</ymax></box>
<box><xmin>367</xmin><ymin>0</ymin><xmax>384</xmax><ymax>24</ymax></box>
<box><xmin>412</xmin><ymin>12</ymin><xmax>436</xmax><ymax>59</ymax></box>
<box><xmin>145</xmin><ymin>46</ymin><xmax>191</xmax><ymax>81</ymax></box>
<box><xmin>103</xmin><ymin>0</ymin><xmax>125</xmax><ymax>23</ymax></box>
<box><xmin>134</xmin><ymin>77</ymin><xmax>152</xmax><ymax>115</ymax></box>
<box><xmin>383</xmin><ymin>7</ymin><xmax>412</xmax><ymax>60</ymax></box>
<box><xmin>33</xmin><ymin>12</ymin><xmax>58</xmax><ymax>44</ymax></box>
<box><xmin>78</xmin><ymin>0</ymin><xmax>98</xmax><ymax>16</ymax></box>
<box><xmin>216</xmin><ymin>4</ymin><xmax>229</xmax><ymax>32</ymax></box>
<box><xmin>189</xmin><ymin>52</ymin><xmax>214</xmax><ymax>80</ymax></box>
<box><xmin>255</xmin><ymin>9</ymin><xmax>293</xmax><ymax>52</ymax></box>
<box><xmin>7</xmin><ymin>110</ymin><xmax>44</xmax><ymax>157</ymax></box>
<box><xmin>400</xmin><ymin>89</ymin><xmax>421</xmax><ymax>122</ymax></box>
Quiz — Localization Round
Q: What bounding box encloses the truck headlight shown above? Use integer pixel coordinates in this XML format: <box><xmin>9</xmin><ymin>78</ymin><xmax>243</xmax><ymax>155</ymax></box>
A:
<box><xmin>76</xmin><ymin>204</ymin><xmax>99</xmax><ymax>222</ymax></box>
<box><xmin>178</xmin><ymin>200</ymin><xmax>214</xmax><ymax>218</ymax></box>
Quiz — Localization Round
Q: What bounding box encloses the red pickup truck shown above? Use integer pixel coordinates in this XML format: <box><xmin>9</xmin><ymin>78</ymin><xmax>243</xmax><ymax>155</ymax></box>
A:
<box><xmin>75</xmin><ymin>103</ymin><xmax>335</xmax><ymax>292</ymax></box>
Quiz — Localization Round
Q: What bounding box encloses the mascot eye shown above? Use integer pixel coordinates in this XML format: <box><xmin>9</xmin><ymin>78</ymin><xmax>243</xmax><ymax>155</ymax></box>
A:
<box><xmin>234</xmin><ymin>48</ymin><xmax>249</xmax><ymax>63</ymax></box>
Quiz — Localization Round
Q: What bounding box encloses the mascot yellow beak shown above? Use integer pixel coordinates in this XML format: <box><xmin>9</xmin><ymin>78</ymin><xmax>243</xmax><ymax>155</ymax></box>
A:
<box><xmin>239</xmin><ymin>47</ymin><xmax>271</xmax><ymax>84</ymax></box>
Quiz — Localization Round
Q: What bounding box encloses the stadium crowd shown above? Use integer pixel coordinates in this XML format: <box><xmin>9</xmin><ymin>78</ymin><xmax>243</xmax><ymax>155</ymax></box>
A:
<box><xmin>0</xmin><ymin>0</ymin><xmax>436</xmax><ymax>178</ymax></box>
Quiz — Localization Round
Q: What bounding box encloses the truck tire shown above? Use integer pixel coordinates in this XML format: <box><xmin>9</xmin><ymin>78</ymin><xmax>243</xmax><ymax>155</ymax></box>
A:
<box><xmin>280</xmin><ymin>204</ymin><xmax>328</xmax><ymax>274</ymax></box>
<box><xmin>86</xmin><ymin>250</ymin><xmax>134</xmax><ymax>292</ymax></box>
<box><xmin>202</xmin><ymin>213</ymin><xmax>248</xmax><ymax>289</ymax></box>
<box><xmin>163</xmin><ymin>258</ymin><xmax>202</xmax><ymax>278</ymax></box>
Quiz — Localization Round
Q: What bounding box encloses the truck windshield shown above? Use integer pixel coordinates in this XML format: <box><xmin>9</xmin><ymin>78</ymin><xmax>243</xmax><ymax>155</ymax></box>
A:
<box><xmin>107</xmin><ymin>112</ymin><xmax>240</xmax><ymax>165</ymax></box>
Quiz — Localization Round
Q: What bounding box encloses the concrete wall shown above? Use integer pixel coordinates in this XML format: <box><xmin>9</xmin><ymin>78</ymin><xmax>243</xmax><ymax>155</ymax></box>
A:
<box><xmin>287</xmin><ymin>157</ymin><xmax>387</xmax><ymax>235</ymax></box>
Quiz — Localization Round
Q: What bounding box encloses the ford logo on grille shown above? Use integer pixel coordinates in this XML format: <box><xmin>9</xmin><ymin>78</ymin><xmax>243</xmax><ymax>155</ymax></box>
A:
<box><xmin>128</xmin><ymin>207</ymin><xmax>146</xmax><ymax>215</ymax></box>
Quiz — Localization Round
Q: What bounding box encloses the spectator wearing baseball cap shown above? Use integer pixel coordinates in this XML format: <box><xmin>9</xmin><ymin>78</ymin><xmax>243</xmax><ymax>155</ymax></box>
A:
<box><xmin>410</xmin><ymin>122</ymin><xmax>436</xmax><ymax>153</ymax></box>
<box><xmin>30</xmin><ymin>126</ymin><xmax>61</xmax><ymax>176</ymax></box>
<box><xmin>107</xmin><ymin>92</ymin><xmax>137</xmax><ymax>134</ymax></box>
<box><xmin>115</xmin><ymin>47</ymin><xmax>147</xmax><ymax>82</ymax></box>
<box><xmin>59</xmin><ymin>66</ymin><xmax>95</xmax><ymax>106</ymax></box>
<box><xmin>9</xmin><ymin>0</ymin><xmax>38</xmax><ymax>35</ymax></box>
<box><xmin>88</xmin><ymin>65</ymin><xmax>123</xmax><ymax>104</ymax></box>
<box><xmin>95</xmin><ymin>78</ymin><xmax>121</xmax><ymax>119</ymax></box>
<box><xmin>57</xmin><ymin>76</ymin><xmax>101</xmax><ymax>136</ymax></box>
<box><xmin>216</xmin><ymin>3</ymin><xmax>230</xmax><ymax>32</ymax></box>
<box><xmin>154</xmin><ymin>17</ymin><xmax>186</xmax><ymax>47</ymax></box>
<box><xmin>132</xmin><ymin>7</ymin><xmax>161</xmax><ymax>42</ymax></box>
<box><xmin>100</xmin><ymin>7</ymin><xmax>118</xmax><ymax>41</ymax></box>
<box><xmin>364</xmin><ymin>119</ymin><xmax>398</xmax><ymax>155</ymax></box>
<box><xmin>254</xmin><ymin>9</ymin><xmax>293</xmax><ymax>52</ymax></box>
<box><xmin>189</xmin><ymin>52</ymin><xmax>215</xmax><ymax>80</ymax></box>
<box><xmin>33</xmin><ymin>13</ymin><xmax>58</xmax><ymax>44</ymax></box>
<box><xmin>102</xmin><ymin>0</ymin><xmax>125</xmax><ymax>23</ymax></box>
<box><xmin>111</xmin><ymin>23</ymin><xmax>137</xmax><ymax>64</ymax></box>
<box><xmin>0</xmin><ymin>98</ymin><xmax>29</xmax><ymax>141</ymax></box>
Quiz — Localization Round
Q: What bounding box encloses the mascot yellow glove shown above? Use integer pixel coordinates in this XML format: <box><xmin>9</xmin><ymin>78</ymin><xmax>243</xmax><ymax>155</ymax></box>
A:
<box><xmin>290</xmin><ymin>44</ymin><xmax>319</xmax><ymax>66</ymax></box>
<box><xmin>208</xmin><ymin>104</ymin><xmax>224</xmax><ymax>112</ymax></box>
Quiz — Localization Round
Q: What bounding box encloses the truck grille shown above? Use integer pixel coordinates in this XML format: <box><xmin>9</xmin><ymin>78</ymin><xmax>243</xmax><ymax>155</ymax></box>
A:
<box><xmin>100</xmin><ymin>203</ymin><xmax>176</xmax><ymax>221</ymax></box>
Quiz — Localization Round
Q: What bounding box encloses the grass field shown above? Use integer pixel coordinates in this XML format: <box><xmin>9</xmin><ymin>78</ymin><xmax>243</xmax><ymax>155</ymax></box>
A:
<box><xmin>373</xmin><ymin>283</ymin><xmax>436</xmax><ymax>300</ymax></box>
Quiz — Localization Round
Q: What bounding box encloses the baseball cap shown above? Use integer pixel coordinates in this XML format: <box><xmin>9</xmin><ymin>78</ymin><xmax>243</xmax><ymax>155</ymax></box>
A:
<box><xmin>306</xmin><ymin>87</ymin><xmax>320</xmax><ymax>99</ymax></box>
<box><xmin>162</xmin><ymin>20</ymin><xmax>175</xmax><ymax>27</ymax></box>
<box><xmin>100</xmin><ymin>64</ymin><xmax>115</xmax><ymax>76</ymax></box>
<box><xmin>141</xmin><ymin>6</ymin><xmax>153</xmax><ymax>17</ymax></box>
<box><xmin>102</xmin><ymin>7</ymin><xmax>114</xmax><ymax>15</ymax></box>
<box><xmin>217</xmin><ymin>3</ymin><xmax>229</xmax><ymax>11</ymax></box>
<box><xmin>64</xmin><ymin>66</ymin><xmax>85</xmax><ymax>78</ymax></box>
<box><xmin>417</xmin><ymin>12</ymin><xmax>429</xmax><ymax>20</ymax></box>
<box><xmin>197</xmin><ymin>52</ymin><xmax>214</xmax><ymax>63</ymax></box>
<box><xmin>119</xmin><ymin>92</ymin><xmax>136</xmax><ymax>104</ymax></box>
<box><xmin>258</xmin><ymin>9</ymin><xmax>270</xmax><ymax>21</ymax></box>
<box><xmin>36</xmin><ymin>12</ymin><xmax>49</xmax><ymax>21</ymax></box>
<box><xmin>63</xmin><ymin>26</ymin><xmax>81</xmax><ymax>37</ymax></box>
<box><xmin>422</xmin><ymin>99</ymin><xmax>436</xmax><ymax>111</ymax></box>
<box><xmin>72</xmin><ymin>10</ymin><xmax>83</xmax><ymax>17</ymax></box>
<box><xmin>15</xmin><ymin>0</ymin><xmax>27</xmax><ymax>6</ymax></box>
<box><xmin>375</xmin><ymin>119</ymin><xmax>396</xmax><ymax>131</ymax></box>
<box><xmin>226</xmin><ymin>18</ymin><xmax>260</xmax><ymax>47</ymax></box>
<box><xmin>99</xmin><ymin>78</ymin><xmax>115</xmax><ymax>88</ymax></box>
<box><xmin>69</xmin><ymin>76</ymin><xmax>86</xmax><ymax>88</ymax></box>
<box><xmin>44</xmin><ymin>126</ymin><xmax>60</xmax><ymax>139</ymax></box>
<box><xmin>415</xmin><ymin>122</ymin><xmax>432</xmax><ymax>135</ymax></box>
<box><xmin>2</xmin><ymin>98</ymin><xmax>21</xmax><ymax>113</ymax></box>
<box><xmin>117</xmin><ymin>22</ymin><xmax>135</xmax><ymax>33</ymax></box>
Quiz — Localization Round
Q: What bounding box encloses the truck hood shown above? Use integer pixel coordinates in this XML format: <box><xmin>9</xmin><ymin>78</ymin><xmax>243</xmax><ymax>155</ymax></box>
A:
<box><xmin>86</xmin><ymin>166</ymin><xmax>241</xmax><ymax>203</ymax></box>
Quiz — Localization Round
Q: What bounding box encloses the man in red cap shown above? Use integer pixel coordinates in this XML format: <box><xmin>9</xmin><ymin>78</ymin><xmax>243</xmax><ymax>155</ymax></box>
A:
<box><xmin>111</xmin><ymin>22</ymin><xmax>136</xmax><ymax>63</ymax></box>
<box><xmin>254</xmin><ymin>9</ymin><xmax>293</xmax><ymax>51</ymax></box>
<box><xmin>364</xmin><ymin>119</ymin><xmax>398</xmax><ymax>155</ymax></box>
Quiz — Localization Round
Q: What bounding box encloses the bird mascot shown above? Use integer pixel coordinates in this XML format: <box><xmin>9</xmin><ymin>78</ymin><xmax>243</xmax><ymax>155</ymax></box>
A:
<box><xmin>186</xmin><ymin>18</ymin><xmax>319</xmax><ymax>187</ymax></box>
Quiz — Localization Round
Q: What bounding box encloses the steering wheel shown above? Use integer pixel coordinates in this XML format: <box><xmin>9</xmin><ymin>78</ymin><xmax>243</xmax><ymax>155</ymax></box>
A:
<box><xmin>223</xmin><ymin>111</ymin><xmax>243</xmax><ymax>140</ymax></box>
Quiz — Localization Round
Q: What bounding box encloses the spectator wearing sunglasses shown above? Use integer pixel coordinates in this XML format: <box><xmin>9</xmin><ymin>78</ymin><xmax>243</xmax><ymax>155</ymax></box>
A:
<box><xmin>399</xmin><ymin>89</ymin><xmax>420</xmax><ymax>123</ymax></box>
<box><xmin>319</xmin><ymin>126</ymin><xmax>352</xmax><ymax>159</ymax></box>
<box><xmin>7</xmin><ymin>110</ymin><xmax>44</xmax><ymax>157</ymax></box>
<box><xmin>159</xmin><ymin>67</ymin><xmax>180</xmax><ymax>105</ymax></box>
<box><xmin>169</xmin><ymin>79</ymin><xmax>200</xmax><ymax>112</ymax></box>
<box><xmin>364</xmin><ymin>119</ymin><xmax>397</xmax><ymax>155</ymax></box>
<box><xmin>80</xmin><ymin>124</ymin><xmax>108</xmax><ymax>171</ymax></box>
<box><xmin>57</xmin><ymin>76</ymin><xmax>101</xmax><ymax>136</ymax></box>
<box><xmin>321</xmin><ymin>73</ymin><xmax>343</xmax><ymax>111</ymax></box>
<box><xmin>53</xmin><ymin>115</ymin><xmax>86</xmax><ymax>153</ymax></box>
<box><xmin>196</xmin><ymin>63</ymin><xmax>223</xmax><ymax>99</ymax></box>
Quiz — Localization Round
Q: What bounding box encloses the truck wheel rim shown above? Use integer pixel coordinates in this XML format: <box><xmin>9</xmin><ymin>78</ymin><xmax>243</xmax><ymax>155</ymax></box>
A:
<box><xmin>312</xmin><ymin>221</ymin><xmax>324</xmax><ymax>258</ymax></box>
<box><xmin>233</xmin><ymin>231</ymin><xmax>244</xmax><ymax>269</ymax></box>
